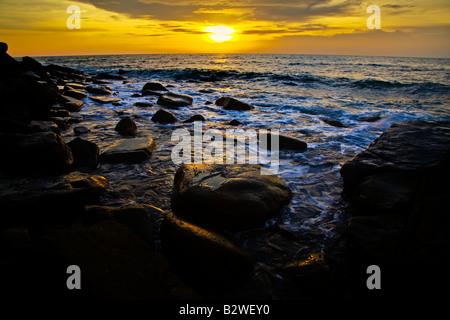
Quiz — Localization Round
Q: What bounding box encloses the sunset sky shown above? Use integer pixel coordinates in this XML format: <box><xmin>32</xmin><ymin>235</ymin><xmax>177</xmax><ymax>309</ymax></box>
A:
<box><xmin>1</xmin><ymin>0</ymin><xmax>449</xmax><ymax>57</ymax></box>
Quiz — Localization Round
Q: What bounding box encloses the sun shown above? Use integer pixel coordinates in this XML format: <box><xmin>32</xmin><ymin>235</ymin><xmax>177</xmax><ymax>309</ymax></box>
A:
<box><xmin>205</xmin><ymin>25</ymin><xmax>236</xmax><ymax>43</ymax></box>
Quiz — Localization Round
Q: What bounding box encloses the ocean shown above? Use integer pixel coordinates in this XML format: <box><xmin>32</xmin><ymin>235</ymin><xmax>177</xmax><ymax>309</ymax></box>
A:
<box><xmin>36</xmin><ymin>53</ymin><xmax>449</xmax><ymax>297</ymax></box>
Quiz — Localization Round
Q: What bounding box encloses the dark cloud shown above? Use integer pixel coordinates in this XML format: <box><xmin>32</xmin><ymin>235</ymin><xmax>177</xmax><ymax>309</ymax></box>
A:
<box><xmin>76</xmin><ymin>0</ymin><xmax>358</xmax><ymax>22</ymax></box>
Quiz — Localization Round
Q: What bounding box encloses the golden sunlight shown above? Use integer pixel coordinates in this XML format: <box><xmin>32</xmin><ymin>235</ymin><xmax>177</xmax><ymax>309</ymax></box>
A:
<box><xmin>205</xmin><ymin>25</ymin><xmax>236</xmax><ymax>43</ymax></box>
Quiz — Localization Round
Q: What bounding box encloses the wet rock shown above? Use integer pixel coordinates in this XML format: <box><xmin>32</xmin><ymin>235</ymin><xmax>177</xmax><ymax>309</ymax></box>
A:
<box><xmin>27</xmin><ymin>120</ymin><xmax>59</xmax><ymax>134</ymax></box>
<box><xmin>49</xmin><ymin>109</ymin><xmax>71</xmax><ymax>118</ymax></box>
<box><xmin>142</xmin><ymin>90</ymin><xmax>163</xmax><ymax>97</ymax></box>
<box><xmin>258</xmin><ymin>132</ymin><xmax>307</xmax><ymax>151</ymax></box>
<box><xmin>84</xmin><ymin>205</ymin><xmax>153</xmax><ymax>244</ymax></box>
<box><xmin>183</xmin><ymin>114</ymin><xmax>205</xmax><ymax>123</ymax></box>
<box><xmin>171</xmin><ymin>164</ymin><xmax>291</xmax><ymax>230</ymax></box>
<box><xmin>160</xmin><ymin>212</ymin><xmax>255</xmax><ymax>287</ymax></box>
<box><xmin>67</xmin><ymin>138</ymin><xmax>99</xmax><ymax>169</ymax></box>
<box><xmin>62</xmin><ymin>89</ymin><xmax>87</xmax><ymax>100</ymax></box>
<box><xmin>228</xmin><ymin>119</ymin><xmax>242</xmax><ymax>126</ymax></box>
<box><xmin>95</xmin><ymin>73</ymin><xmax>125</xmax><ymax>81</ymax></box>
<box><xmin>342</xmin><ymin>120</ymin><xmax>450</xmax><ymax>296</ymax></box>
<box><xmin>142</xmin><ymin>82</ymin><xmax>168</xmax><ymax>92</ymax></box>
<box><xmin>64</xmin><ymin>82</ymin><xmax>85</xmax><ymax>91</ymax></box>
<box><xmin>322</xmin><ymin>118</ymin><xmax>348</xmax><ymax>128</ymax></box>
<box><xmin>89</xmin><ymin>96</ymin><xmax>122</xmax><ymax>104</ymax></box>
<box><xmin>157</xmin><ymin>92</ymin><xmax>193</xmax><ymax>109</ymax></box>
<box><xmin>25</xmin><ymin>220</ymin><xmax>199</xmax><ymax>299</ymax></box>
<box><xmin>134</xmin><ymin>102</ymin><xmax>153</xmax><ymax>108</ymax></box>
<box><xmin>73</xmin><ymin>125</ymin><xmax>90</xmax><ymax>135</ymax></box>
<box><xmin>100</xmin><ymin>137</ymin><xmax>156</xmax><ymax>164</ymax></box>
<box><xmin>0</xmin><ymin>172</ymin><xmax>109</xmax><ymax>226</ymax></box>
<box><xmin>0</xmin><ymin>132</ymin><xmax>73</xmax><ymax>176</ymax></box>
<box><xmin>216</xmin><ymin>97</ymin><xmax>254</xmax><ymax>111</ymax></box>
<box><xmin>85</xmin><ymin>85</ymin><xmax>111</xmax><ymax>95</ymax></box>
<box><xmin>60</xmin><ymin>95</ymin><xmax>83</xmax><ymax>112</ymax></box>
<box><xmin>115</xmin><ymin>117</ymin><xmax>137</xmax><ymax>136</ymax></box>
<box><xmin>281</xmin><ymin>252</ymin><xmax>334</xmax><ymax>294</ymax></box>
<box><xmin>151</xmin><ymin>109</ymin><xmax>177</xmax><ymax>124</ymax></box>
<box><xmin>92</xmin><ymin>79</ymin><xmax>110</xmax><ymax>85</ymax></box>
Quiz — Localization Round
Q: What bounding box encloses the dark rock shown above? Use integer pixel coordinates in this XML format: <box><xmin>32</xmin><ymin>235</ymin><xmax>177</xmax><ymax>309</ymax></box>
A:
<box><xmin>157</xmin><ymin>92</ymin><xmax>193</xmax><ymax>109</ymax></box>
<box><xmin>100</xmin><ymin>137</ymin><xmax>156</xmax><ymax>164</ymax></box>
<box><xmin>142</xmin><ymin>90</ymin><xmax>163</xmax><ymax>97</ymax></box>
<box><xmin>151</xmin><ymin>109</ymin><xmax>177</xmax><ymax>124</ymax></box>
<box><xmin>49</xmin><ymin>109</ymin><xmax>71</xmax><ymax>118</ymax></box>
<box><xmin>0</xmin><ymin>42</ymin><xmax>8</xmax><ymax>54</ymax></box>
<box><xmin>341</xmin><ymin>120</ymin><xmax>450</xmax><ymax>195</ymax></box>
<box><xmin>171</xmin><ymin>164</ymin><xmax>291</xmax><ymax>230</ymax></box>
<box><xmin>62</xmin><ymin>89</ymin><xmax>87</xmax><ymax>100</ymax></box>
<box><xmin>89</xmin><ymin>96</ymin><xmax>122</xmax><ymax>104</ymax></box>
<box><xmin>281</xmin><ymin>252</ymin><xmax>335</xmax><ymax>295</ymax></box>
<box><xmin>216</xmin><ymin>97</ymin><xmax>254</xmax><ymax>111</ymax></box>
<box><xmin>28</xmin><ymin>220</ymin><xmax>199</xmax><ymax>299</ymax></box>
<box><xmin>228</xmin><ymin>119</ymin><xmax>242</xmax><ymax>126</ymax></box>
<box><xmin>85</xmin><ymin>85</ymin><xmax>111</xmax><ymax>95</ymax></box>
<box><xmin>21</xmin><ymin>56</ymin><xmax>43</xmax><ymax>72</ymax></box>
<box><xmin>142</xmin><ymin>82</ymin><xmax>168</xmax><ymax>92</ymax></box>
<box><xmin>0</xmin><ymin>119</ymin><xmax>33</xmax><ymax>134</ymax></box>
<box><xmin>183</xmin><ymin>114</ymin><xmax>205</xmax><ymax>123</ymax></box>
<box><xmin>0</xmin><ymin>132</ymin><xmax>73</xmax><ymax>176</ymax></box>
<box><xmin>118</xmin><ymin>69</ymin><xmax>130</xmax><ymax>75</ymax></box>
<box><xmin>360</xmin><ymin>115</ymin><xmax>382</xmax><ymax>122</ymax></box>
<box><xmin>67</xmin><ymin>138</ymin><xmax>99</xmax><ymax>169</ymax></box>
<box><xmin>322</xmin><ymin>118</ymin><xmax>348</xmax><ymax>128</ymax></box>
<box><xmin>60</xmin><ymin>95</ymin><xmax>83</xmax><ymax>112</ymax></box>
<box><xmin>0</xmin><ymin>172</ymin><xmax>109</xmax><ymax>226</ymax></box>
<box><xmin>160</xmin><ymin>212</ymin><xmax>254</xmax><ymax>287</ymax></box>
<box><xmin>95</xmin><ymin>73</ymin><xmax>125</xmax><ymax>80</ymax></box>
<box><xmin>73</xmin><ymin>125</ymin><xmax>90</xmax><ymax>135</ymax></box>
<box><xmin>134</xmin><ymin>102</ymin><xmax>153</xmax><ymax>108</ymax></box>
<box><xmin>115</xmin><ymin>117</ymin><xmax>137</xmax><ymax>136</ymax></box>
<box><xmin>92</xmin><ymin>79</ymin><xmax>111</xmax><ymax>85</ymax></box>
<box><xmin>258</xmin><ymin>132</ymin><xmax>307</xmax><ymax>151</ymax></box>
<box><xmin>64</xmin><ymin>82</ymin><xmax>85</xmax><ymax>91</ymax></box>
<box><xmin>84</xmin><ymin>205</ymin><xmax>153</xmax><ymax>244</ymax></box>
<box><xmin>27</xmin><ymin>120</ymin><xmax>60</xmax><ymax>134</ymax></box>
<box><xmin>205</xmin><ymin>101</ymin><xmax>213</xmax><ymax>105</ymax></box>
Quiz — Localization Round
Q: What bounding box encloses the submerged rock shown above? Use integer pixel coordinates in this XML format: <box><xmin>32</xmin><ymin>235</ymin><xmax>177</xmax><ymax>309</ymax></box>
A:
<box><xmin>0</xmin><ymin>132</ymin><xmax>73</xmax><ymax>176</ymax></box>
<box><xmin>151</xmin><ymin>109</ymin><xmax>177</xmax><ymax>124</ymax></box>
<box><xmin>216</xmin><ymin>97</ymin><xmax>254</xmax><ymax>111</ymax></box>
<box><xmin>157</xmin><ymin>92</ymin><xmax>193</xmax><ymax>109</ymax></box>
<box><xmin>258</xmin><ymin>132</ymin><xmax>307</xmax><ymax>151</ymax></box>
<box><xmin>171</xmin><ymin>164</ymin><xmax>291</xmax><ymax>230</ymax></box>
<box><xmin>100</xmin><ymin>137</ymin><xmax>156</xmax><ymax>164</ymax></box>
<box><xmin>160</xmin><ymin>212</ymin><xmax>254</xmax><ymax>287</ymax></box>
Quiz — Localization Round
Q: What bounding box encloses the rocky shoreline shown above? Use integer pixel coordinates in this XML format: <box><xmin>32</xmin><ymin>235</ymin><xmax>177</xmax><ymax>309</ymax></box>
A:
<box><xmin>1</xmin><ymin>42</ymin><xmax>449</xmax><ymax>300</ymax></box>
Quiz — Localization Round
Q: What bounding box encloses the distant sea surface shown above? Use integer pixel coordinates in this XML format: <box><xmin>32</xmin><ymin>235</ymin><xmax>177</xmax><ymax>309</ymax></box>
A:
<box><xmin>36</xmin><ymin>54</ymin><xmax>450</xmax><ymax>297</ymax></box>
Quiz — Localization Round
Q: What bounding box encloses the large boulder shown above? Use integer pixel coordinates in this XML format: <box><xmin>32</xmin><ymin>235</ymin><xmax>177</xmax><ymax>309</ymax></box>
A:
<box><xmin>341</xmin><ymin>120</ymin><xmax>450</xmax><ymax>297</ymax></box>
<box><xmin>0</xmin><ymin>172</ymin><xmax>109</xmax><ymax>226</ymax></box>
<box><xmin>157</xmin><ymin>92</ymin><xmax>193</xmax><ymax>109</ymax></box>
<box><xmin>341</xmin><ymin>120</ymin><xmax>450</xmax><ymax>195</ymax></box>
<box><xmin>85</xmin><ymin>85</ymin><xmax>111</xmax><ymax>95</ymax></box>
<box><xmin>0</xmin><ymin>220</ymin><xmax>199</xmax><ymax>299</ymax></box>
<box><xmin>160</xmin><ymin>212</ymin><xmax>254</xmax><ymax>287</ymax></box>
<box><xmin>0</xmin><ymin>132</ymin><xmax>73</xmax><ymax>176</ymax></box>
<box><xmin>216</xmin><ymin>97</ymin><xmax>254</xmax><ymax>111</ymax></box>
<box><xmin>100</xmin><ymin>137</ymin><xmax>155</xmax><ymax>164</ymax></box>
<box><xmin>171</xmin><ymin>164</ymin><xmax>291</xmax><ymax>230</ymax></box>
<box><xmin>258</xmin><ymin>132</ymin><xmax>307</xmax><ymax>151</ymax></box>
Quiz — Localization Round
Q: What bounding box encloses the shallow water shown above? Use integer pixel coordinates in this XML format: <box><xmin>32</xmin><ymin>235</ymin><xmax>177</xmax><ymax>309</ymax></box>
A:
<box><xmin>37</xmin><ymin>54</ymin><xmax>450</xmax><ymax>297</ymax></box>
